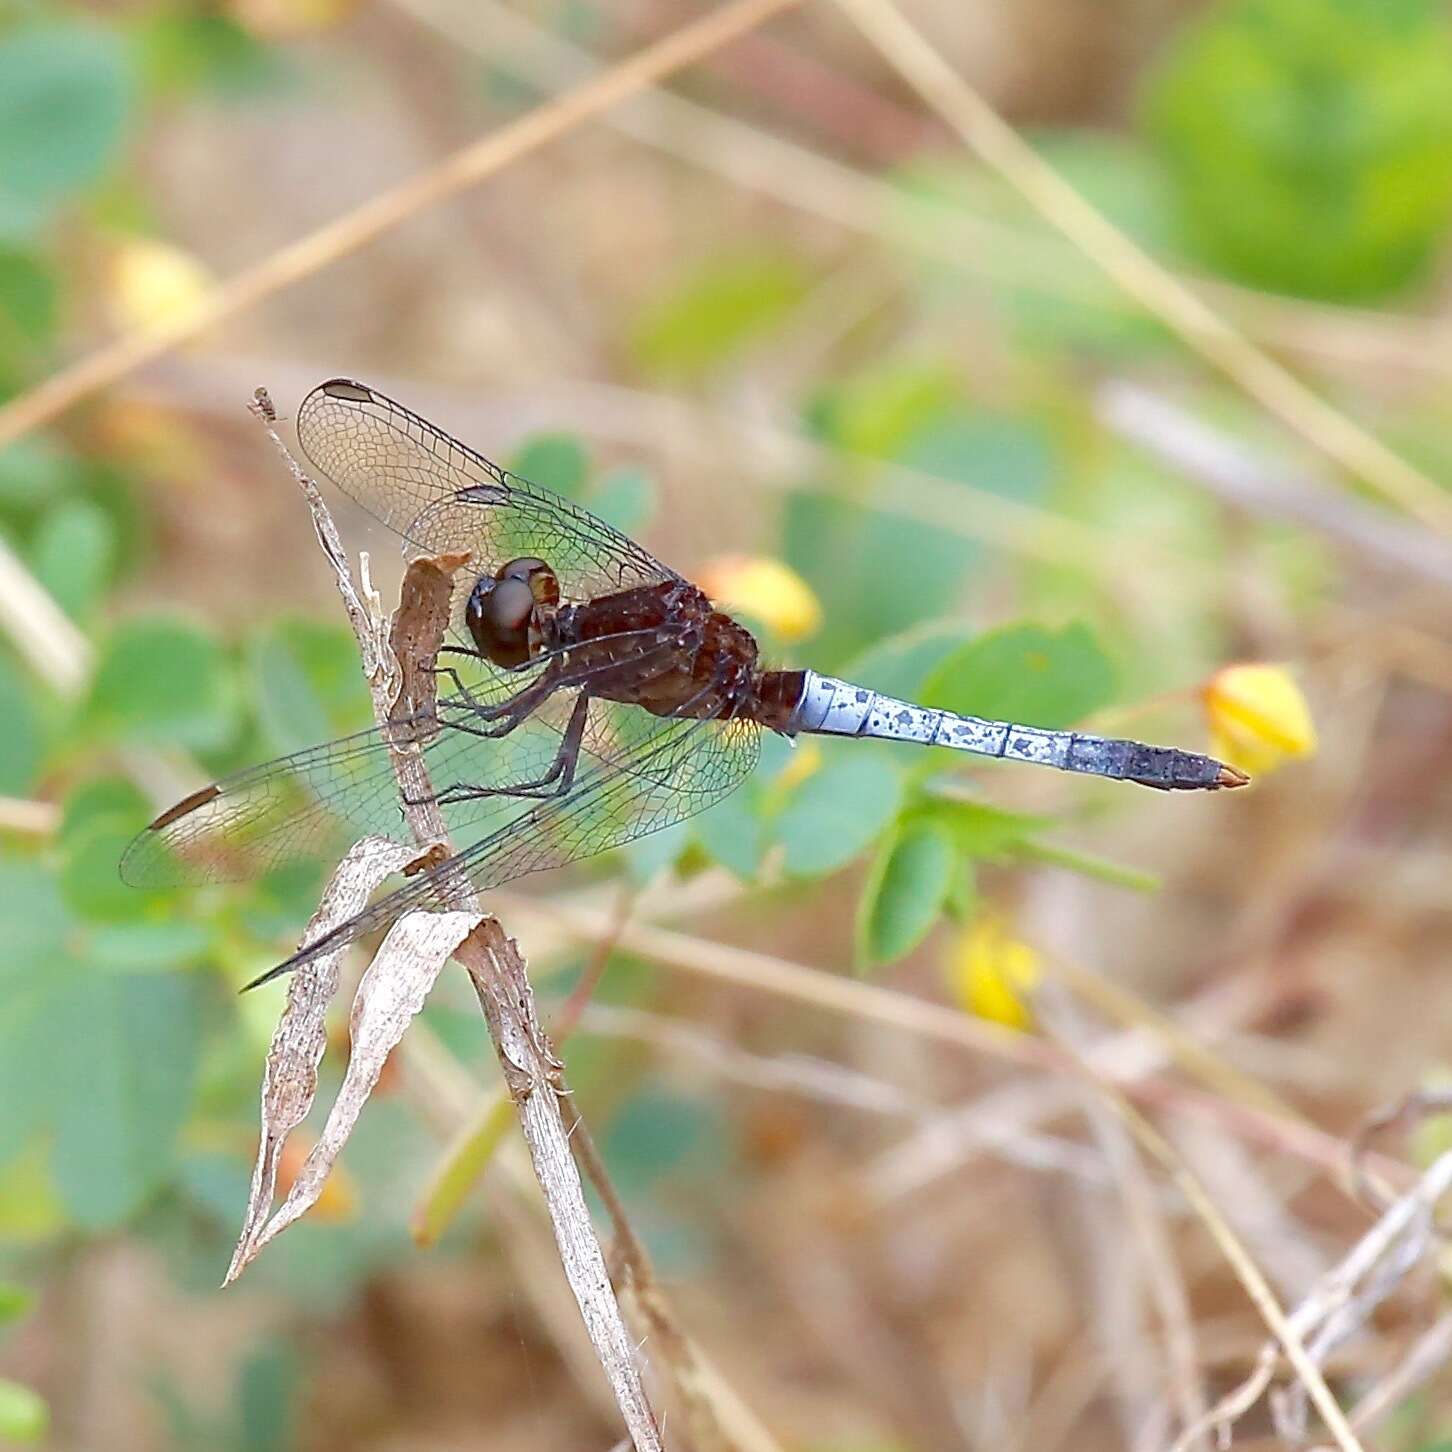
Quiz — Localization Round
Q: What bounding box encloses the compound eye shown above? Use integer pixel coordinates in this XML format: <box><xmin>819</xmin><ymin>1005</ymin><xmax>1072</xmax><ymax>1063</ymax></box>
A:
<box><xmin>465</xmin><ymin>575</ymin><xmax>533</xmax><ymax>668</ymax></box>
<box><xmin>498</xmin><ymin>555</ymin><xmax>561</xmax><ymax>607</ymax></box>
<box><xmin>485</xmin><ymin>575</ymin><xmax>533</xmax><ymax>636</ymax></box>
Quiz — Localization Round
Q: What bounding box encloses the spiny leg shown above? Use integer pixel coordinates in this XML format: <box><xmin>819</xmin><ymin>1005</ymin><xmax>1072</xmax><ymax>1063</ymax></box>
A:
<box><xmin>431</xmin><ymin>690</ymin><xmax>592</xmax><ymax>808</ymax></box>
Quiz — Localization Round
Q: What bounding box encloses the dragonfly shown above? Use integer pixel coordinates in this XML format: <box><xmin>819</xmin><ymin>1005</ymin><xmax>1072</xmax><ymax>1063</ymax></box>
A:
<box><xmin>121</xmin><ymin>379</ymin><xmax>1248</xmax><ymax>988</ymax></box>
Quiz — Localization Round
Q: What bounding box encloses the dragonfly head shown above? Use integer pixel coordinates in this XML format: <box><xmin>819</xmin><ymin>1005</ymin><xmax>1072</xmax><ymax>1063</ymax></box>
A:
<box><xmin>465</xmin><ymin>556</ymin><xmax>561</xmax><ymax>669</ymax></box>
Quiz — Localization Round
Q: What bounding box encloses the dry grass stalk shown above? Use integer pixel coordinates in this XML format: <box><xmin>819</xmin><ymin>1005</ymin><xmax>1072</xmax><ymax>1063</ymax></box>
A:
<box><xmin>0</xmin><ymin>0</ymin><xmax>805</xmax><ymax>454</ymax></box>
<box><xmin>833</xmin><ymin>0</ymin><xmax>1452</xmax><ymax>538</ymax></box>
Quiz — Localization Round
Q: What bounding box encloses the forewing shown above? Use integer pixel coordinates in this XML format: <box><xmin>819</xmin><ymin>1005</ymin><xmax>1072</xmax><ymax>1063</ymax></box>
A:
<box><xmin>294</xmin><ymin>379</ymin><xmax>676</xmax><ymax>601</ymax></box>
<box><xmin>120</xmin><ymin>691</ymin><xmax>588</xmax><ymax>887</ymax></box>
<box><xmin>272</xmin><ymin>707</ymin><xmax>760</xmax><ymax>976</ymax></box>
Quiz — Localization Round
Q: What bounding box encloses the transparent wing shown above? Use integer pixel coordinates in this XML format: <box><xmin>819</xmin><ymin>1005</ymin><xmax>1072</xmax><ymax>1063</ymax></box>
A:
<box><xmin>295</xmin><ymin>379</ymin><xmax>677</xmax><ymax>601</ymax></box>
<box><xmin>119</xmin><ymin>690</ymin><xmax>581</xmax><ymax>886</ymax></box>
<box><xmin>267</xmin><ymin>705</ymin><xmax>760</xmax><ymax>979</ymax></box>
<box><xmin>120</xmin><ymin>636</ymin><xmax>744</xmax><ymax>889</ymax></box>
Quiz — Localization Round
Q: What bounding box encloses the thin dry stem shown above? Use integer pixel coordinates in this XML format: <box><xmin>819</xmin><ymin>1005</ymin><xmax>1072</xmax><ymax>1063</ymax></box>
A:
<box><xmin>494</xmin><ymin>892</ymin><xmax>1404</xmax><ymax>1188</ymax></box>
<box><xmin>833</xmin><ymin>0</ymin><xmax>1452</xmax><ymax>538</ymax></box>
<box><xmin>0</xmin><ymin>0</ymin><xmax>803</xmax><ymax>453</ymax></box>
<box><xmin>0</xmin><ymin>530</ymin><xmax>91</xmax><ymax>697</ymax></box>
<box><xmin>571</xmin><ymin>1116</ymin><xmax>785</xmax><ymax>1452</ymax></box>
<box><xmin>1112</xmin><ymin>1106</ymin><xmax>1366</xmax><ymax>1452</ymax></box>
<box><xmin>399</xmin><ymin>0</ymin><xmax>1452</xmax><ymax>381</ymax></box>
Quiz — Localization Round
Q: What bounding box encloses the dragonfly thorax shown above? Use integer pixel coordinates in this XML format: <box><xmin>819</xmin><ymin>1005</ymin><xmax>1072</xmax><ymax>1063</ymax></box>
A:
<box><xmin>464</xmin><ymin>556</ymin><xmax>561</xmax><ymax>669</ymax></box>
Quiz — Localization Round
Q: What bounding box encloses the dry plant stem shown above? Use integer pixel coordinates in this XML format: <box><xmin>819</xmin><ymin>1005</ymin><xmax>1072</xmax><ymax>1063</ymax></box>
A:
<box><xmin>0</xmin><ymin>0</ymin><xmax>803</xmax><ymax>452</ymax></box>
<box><xmin>1347</xmin><ymin>1308</ymin><xmax>1452</xmax><ymax>1434</ymax></box>
<box><xmin>570</xmin><ymin>1115</ymin><xmax>783</xmax><ymax>1452</ymax></box>
<box><xmin>1078</xmin><ymin>1081</ymin><xmax>1208</xmax><ymax>1448</ymax></box>
<box><xmin>833</xmin><ymin>0</ymin><xmax>1452</xmax><ymax>539</ymax></box>
<box><xmin>399</xmin><ymin>0</ymin><xmax>1452</xmax><ymax>382</ymax></box>
<box><xmin>1098</xmin><ymin>381</ymin><xmax>1452</xmax><ymax>593</ymax></box>
<box><xmin>495</xmin><ymin>894</ymin><xmax>1407</xmax><ymax>1188</ymax></box>
<box><xmin>0</xmin><ymin>530</ymin><xmax>91</xmax><ymax>696</ymax></box>
<box><xmin>1169</xmin><ymin>1146</ymin><xmax>1452</xmax><ymax>1452</ymax></box>
<box><xmin>249</xmin><ymin>393</ymin><xmax>664</xmax><ymax>1452</ymax></box>
<box><xmin>1104</xmin><ymin>1106</ymin><xmax>1366</xmax><ymax>1452</ymax></box>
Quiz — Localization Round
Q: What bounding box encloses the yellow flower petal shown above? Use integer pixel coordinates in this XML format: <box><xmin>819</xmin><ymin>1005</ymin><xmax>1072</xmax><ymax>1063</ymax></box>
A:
<box><xmin>107</xmin><ymin>238</ymin><xmax>213</xmax><ymax>335</ymax></box>
<box><xmin>695</xmin><ymin>554</ymin><xmax>822</xmax><ymax>643</ymax></box>
<box><xmin>228</xmin><ymin>0</ymin><xmax>358</xmax><ymax>38</ymax></box>
<box><xmin>946</xmin><ymin>915</ymin><xmax>1040</xmax><ymax>1032</ymax></box>
<box><xmin>1202</xmin><ymin>663</ymin><xmax>1316</xmax><ymax>777</ymax></box>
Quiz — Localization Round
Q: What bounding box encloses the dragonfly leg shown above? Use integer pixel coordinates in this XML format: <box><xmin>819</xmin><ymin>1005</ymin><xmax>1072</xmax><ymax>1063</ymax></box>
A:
<box><xmin>431</xmin><ymin>691</ymin><xmax>590</xmax><ymax>807</ymax></box>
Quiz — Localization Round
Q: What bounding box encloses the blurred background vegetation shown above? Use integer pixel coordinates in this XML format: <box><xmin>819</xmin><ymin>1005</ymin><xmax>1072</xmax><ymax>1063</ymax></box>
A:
<box><xmin>0</xmin><ymin>0</ymin><xmax>1450</xmax><ymax>1448</ymax></box>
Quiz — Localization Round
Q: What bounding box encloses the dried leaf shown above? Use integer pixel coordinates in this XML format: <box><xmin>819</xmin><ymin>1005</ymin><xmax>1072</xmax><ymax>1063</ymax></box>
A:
<box><xmin>225</xmin><ymin>834</ymin><xmax>417</xmax><ymax>1283</ymax></box>
<box><xmin>230</xmin><ymin>907</ymin><xmax>481</xmax><ymax>1277</ymax></box>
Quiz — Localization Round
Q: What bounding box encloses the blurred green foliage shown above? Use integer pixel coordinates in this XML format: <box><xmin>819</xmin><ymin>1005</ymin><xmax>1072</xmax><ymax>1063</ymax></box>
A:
<box><xmin>0</xmin><ymin>1281</ymin><xmax>46</xmax><ymax>1444</ymax></box>
<box><xmin>0</xmin><ymin>0</ymin><xmax>1438</xmax><ymax>1438</ymax></box>
<box><xmin>1142</xmin><ymin>0</ymin><xmax>1452</xmax><ymax>300</ymax></box>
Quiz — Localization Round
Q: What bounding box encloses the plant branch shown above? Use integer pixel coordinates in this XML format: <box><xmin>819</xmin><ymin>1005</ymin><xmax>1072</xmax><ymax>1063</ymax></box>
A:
<box><xmin>0</xmin><ymin>0</ymin><xmax>803</xmax><ymax>453</ymax></box>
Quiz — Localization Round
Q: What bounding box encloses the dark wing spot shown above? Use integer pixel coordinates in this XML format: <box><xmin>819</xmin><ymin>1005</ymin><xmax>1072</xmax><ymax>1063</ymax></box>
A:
<box><xmin>149</xmin><ymin>783</ymin><xmax>221</xmax><ymax>831</ymax></box>
<box><xmin>455</xmin><ymin>484</ymin><xmax>510</xmax><ymax>507</ymax></box>
<box><xmin>319</xmin><ymin>378</ymin><xmax>375</xmax><ymax>402</ymax></box>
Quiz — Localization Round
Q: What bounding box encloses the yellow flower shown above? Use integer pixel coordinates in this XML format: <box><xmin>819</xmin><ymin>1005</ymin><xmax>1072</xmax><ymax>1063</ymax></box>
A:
<box><xmin>227</xmin><ymin>0</ymin><xmax>358</xmax><ymax>37</ymax></box>
<box><xmin>946</xmin><ymin>915</ymin><xmax>1040</xmax><ymax>1032</ymax></box>
<box><xmin>695</xmin><ymin>554</ymin><xmax>822</xmax><ymax>642</ymax></box>
<box><xmin>1202</xmin><ymin>663</ymin><xmax>1316</xmax><ymax>777</ymax></box>
<box><xmin>107</xmin><ymin>238</ymin><xmax>213</xmax><ymax>335</ymax></box>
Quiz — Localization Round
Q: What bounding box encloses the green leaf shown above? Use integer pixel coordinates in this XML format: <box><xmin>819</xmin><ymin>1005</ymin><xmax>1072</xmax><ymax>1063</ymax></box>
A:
<box><xmin>1016</xmin><ymin>837</ymin><xmax>1160</xmax><ymax>893</ymax></box>
<box><xmin>510</xmin><ymin>434</ymin><xmax>587</xmax><ymax>498</ymax></box>
<box><xmin>0</xmin><ymin>1282</ymin><xmax>33</xmax><ymax>1325</ymax></box>
<box><xmin>935</xmin><ymin>798</ymin><xmax>1046</xmax><ymax>860</ymax></box>
<box><xmin>1142</xmin><ymin>0</ymin><xmax>1452</xmax><ymax>300</ymax></box>
<box><xmin>0</xmin><ymin>1378</ymin><xmax>48</xmax><ymax>1443</ymax></box>
<box><xmin>841</xmin><ymin>621</ymin><xmax>973</xmax><ymax>701</ymax></box>
<box><xmin>0</xmin><ymin>24</ymin><xmax>132</xmax><ymax>235</ymax></box>
<box><xmin>807</xmin><ymin>359</ymin><xmax>961</xmax><ymax>459</ymax></box>
<box><xmin>0</xmin><ymin>855</ymin><xmax>201</xmax><ymax>1228</ymax></box>
<box><xmin>923</xmin><ymin>622</ymin><xmax>1115</xmax><ymax>730</ymax></box>
<box><xmin>776</xmin><ymin>752</ymin><xmax>904</xmax><ymax>879</ymax></box>
<box><xmin>48</xmin><ymin>971</ymin><xmax>203</xmax><ymax>1228</ymax></box>
<box><xmin>133</xmin><ymin>12</ymin><xmax>280</xmax><ymax>98</ymax></box>
<box><xmin>85</xmin><ymin>919</ymin><xmax>213</xmax><ymax>972</ymax></box>
<box><xmin>630</xmin><ymin>251</ymin><xmax>809</xmax><ymax>378</ymax></box>
<box><xmin>855</xmin><ymin>818</ymin><xmax>957</xmax><ymax>969</ymax></box>
<box><xmin>0</xmin><ymin>653</ymin><xmax>39</xmax><ymax>797</ymax></box>
<box><xmin>0</xmin><ymin>440</ymin><xmax>73</xmax><ymax>516</ymax></box>
<box><xmin>60</xmin><ymin>819</ymin><xmax>148</xmax><ymax>922</ymax></box>
<box><xmin>29</xmin><ymin>497</ymin><xmax>116</xmax><ymax>618</ymax></box>
<box><xmin>0</xmin><ymin>859</ymin><xmax>73</xmax><ymax>978</ymax></box>
<box><xmin>0</xmin><ymin>245</ymin><xmax>57</xmax><ymax>348</ymax></box>
<box><xmin>86</xmin><ymin>616</ymin><xmax>239</xmax><ymax>753</ymax></box>
<box><xmin>236</xmin><ymin>1344</ymin><xmax>302</xmax><ymax>1452</ymax></box>
<box><xmin>691</xmin><ymin>786</ymin><xmax>769</xmax><ymax>879</ymax></box>
<box><xmin>601</xmin><ymin>1090</ymin><xmax>722</xmax><ymax>1196</ymax></box>
<box><xmin>589</xmin><ymin>467</ymin><xmax>656</xmax><ymax>535</ymax></box>
<box><xmin>786</xmin><ymin>401</ymin><xmax>1051</xmax><ymax>668</ymax></box>
<box><xmin>622</xmin><ymin>818</ymin><xmax>691</xmax><ymax>883</ymax></box>
<box><xmin>248</xmin><ymin>617</ymin><xmax>370</xmax><ymax>757</ymax></box>
<box><xmin>61</xmin><ymin>776</ymin><xmax>151</xmax><ymax>841</ymax></box>
<box><xmin>783</xmin><ymin>489</ymin><xmax>975</xmax><ymax>667</ymax></box>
